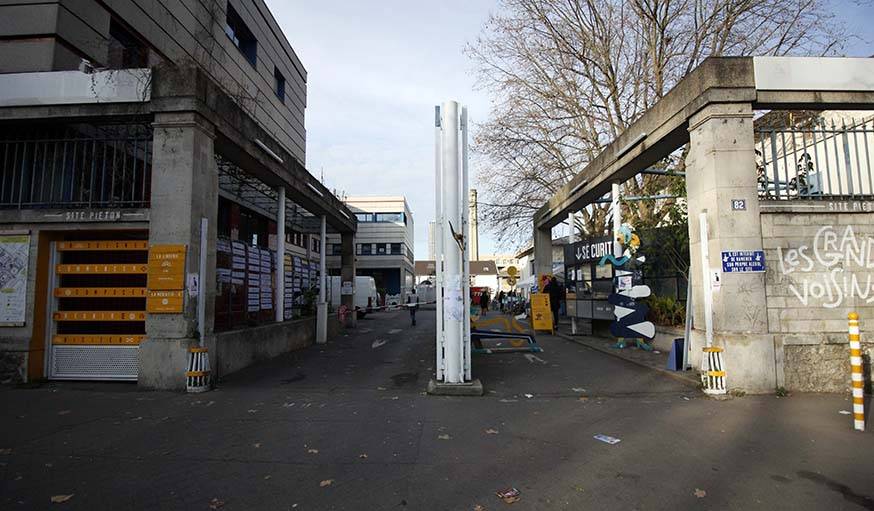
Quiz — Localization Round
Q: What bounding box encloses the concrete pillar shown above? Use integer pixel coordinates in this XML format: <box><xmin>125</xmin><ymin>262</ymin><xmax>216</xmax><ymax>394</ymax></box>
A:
<box><xmin>140</xmin><ymin>111</ymin><xmax>218</xmax><ymax>390</ymax></box>
<box><xmin>686</xmin><ymin>102</ymin><xmax>774</xmax><ymax>393</ymax></box>
<box><xmin>533</xmin><ymin>224</ymin><xmax>552</xmax><ymax>289</ymax></box>
<box><xmin>275</xmin><ymin>187</ymin><xmax>286</xmax><ymax>322</ymax></box>
<box><xmin>316</xmin><ymin>215</ymin><xmax>328</xmax><ymax>344</ymax></box>
<box><xmin>340</xmin><ymin>231</ymin><xmax>356</xmax><ymax>328</ymax></box>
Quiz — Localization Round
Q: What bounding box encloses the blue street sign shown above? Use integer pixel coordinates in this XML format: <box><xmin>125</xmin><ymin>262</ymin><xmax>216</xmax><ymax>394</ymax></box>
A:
<box><xmin>721</xmin><ymin>250</ymin><xmax>766</xmax><ymax>273</ymax></box>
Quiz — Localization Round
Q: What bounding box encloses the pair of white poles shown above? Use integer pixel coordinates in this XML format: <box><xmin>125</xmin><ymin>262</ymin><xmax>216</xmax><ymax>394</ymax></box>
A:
<box><xmin>435</xmin><ymin>101</ymin><xmax>471</xmax><ymax>384</ymax></box>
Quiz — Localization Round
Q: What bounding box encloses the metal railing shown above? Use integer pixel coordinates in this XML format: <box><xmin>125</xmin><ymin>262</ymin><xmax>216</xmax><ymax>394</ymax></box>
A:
<box><xmin>0</xmin><ymin>122</ymin><xmax>152</xmax><ymax>209</ymax></box>
<box><xmin>755</xmin><ymin>119</ymin><xmax>874</xmax><ymax>200</ymax></box>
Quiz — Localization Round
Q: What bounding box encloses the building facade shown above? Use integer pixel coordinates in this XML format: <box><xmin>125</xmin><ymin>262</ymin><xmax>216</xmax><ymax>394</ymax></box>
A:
<box><xmin>0</xmin><ymin>0</ymin><xmax>358</xmax><ymax>388</ymax></box>
<box><xmin>327</xmin><ymin>196</ymin><xmax>414</xmax><ymax>303</ymax></box>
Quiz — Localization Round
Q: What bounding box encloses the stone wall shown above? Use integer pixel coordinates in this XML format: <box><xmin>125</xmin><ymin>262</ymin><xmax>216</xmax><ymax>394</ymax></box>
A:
<box><xmin>762</xmin><ymin>204</ymin><xmax>874</xmax><ymax>392</ymax></box>
<box><xmin>211</xmin><ymin>313</ymin><xmax>343</xmax><ymax>380</ymax></box>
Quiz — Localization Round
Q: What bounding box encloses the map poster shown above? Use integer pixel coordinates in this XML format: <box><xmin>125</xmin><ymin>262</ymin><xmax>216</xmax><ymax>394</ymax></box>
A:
<box><xmin>0</xmin><ymin>234</ymin><xmax>30</xmax><ymax>326</ymax></box>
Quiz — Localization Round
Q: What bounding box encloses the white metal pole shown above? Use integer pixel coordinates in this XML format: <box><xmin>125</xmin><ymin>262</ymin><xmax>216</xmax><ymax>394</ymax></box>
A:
<box><xmin>461</xmin><ymin>106</ymin><xmax>471</xmax><ymax>381</ymax></box>
<box><xmin>275</xmin><ymin>187</ymin><xmax>286</xmax><ymax>322</ymax></box>
<box><xmin>568</xmin><ymin>210</ymin><xmax>578</xmax><ymax>335</ymax></box>
<box><xmin>442</xmin><ymin>100</ymin><xmax>463</xmax><ymax>384</ymax></box>
<box><xmin>612</xmin><ymin>182</ymin><xmax>622</xmax><ymax>257</ymax></box>
<box><xmin>198</xmin><ymin>217</ymin><xmax>208</xmax><ymax>347</ymax></box>
<box><xmin>434</xmin><ymin>106</ymin><xmax>444</xmax><ymax>381</ymax></box>
<box><xmin>699</xmin><ymin>212</ymin><xmax>714</xmax><ymax>347</ymax></box>
<box><xmin>316</xmin><ymin>215</ymin><xmax>328</xmax><ymax>344</ymax></box>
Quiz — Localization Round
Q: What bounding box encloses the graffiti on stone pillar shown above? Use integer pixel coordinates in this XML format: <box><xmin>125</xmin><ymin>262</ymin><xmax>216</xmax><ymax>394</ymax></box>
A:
<box><xmin>777</xmin><ymin>225</ymin><xmax>874</xmax><ymax>308</ymax></box>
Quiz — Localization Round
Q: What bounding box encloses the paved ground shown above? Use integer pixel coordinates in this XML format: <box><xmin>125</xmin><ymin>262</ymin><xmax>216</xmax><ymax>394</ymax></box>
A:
<box><xmin>2</xmin><ymin>307</ymin><xmax>873</xmax><ymax>511</ymax></box>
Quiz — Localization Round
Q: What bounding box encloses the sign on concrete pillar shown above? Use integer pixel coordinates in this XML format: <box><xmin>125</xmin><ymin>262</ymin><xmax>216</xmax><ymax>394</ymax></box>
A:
<box><xmin>686</xmin><ymin>102</ymin><xmax>773</xmax><ymax>392</ymax></box>
<box><xmin>141</xmin><ymin>111</ymin><xmax>218</xmax><ymax>390</ymax></box>
<box><xmin>340</xmin><ymin>231</ymin><xmax>356</xmax><ymax>328</ymax></box>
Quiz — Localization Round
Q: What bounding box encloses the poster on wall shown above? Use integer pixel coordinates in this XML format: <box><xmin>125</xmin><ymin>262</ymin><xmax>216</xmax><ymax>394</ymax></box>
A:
<box><xmin>0</xmin><ymin>233</ymin><xmax>30</xmax><ymax>326</ymax></box>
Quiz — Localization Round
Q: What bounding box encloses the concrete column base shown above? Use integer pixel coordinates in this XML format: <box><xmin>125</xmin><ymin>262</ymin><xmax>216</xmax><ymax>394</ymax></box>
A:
<box><xmin>427</xmin><ymin>378</ymin><xmax>484</xmax><ymax>396</ymax></box>
<box><xmin>316</xmin><ymin>302</ymin><xmax>328</xmax><ymax>344</ymax></box>
<box><xmin>138</xmin><ymin>337</ymin><xmax>200</xmax><ymax>390</ymax></box>
<box><xmin>689</xmin><ymin>328</ymin><xmax>777</xmax><ymax>394</ymax></box>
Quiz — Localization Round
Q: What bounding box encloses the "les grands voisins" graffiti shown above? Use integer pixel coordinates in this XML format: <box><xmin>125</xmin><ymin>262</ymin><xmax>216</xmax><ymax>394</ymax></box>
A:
<box><xmin>777</xmin><ymin>225</ymin><xmax>874</xmax><ymax>308</ymax></box>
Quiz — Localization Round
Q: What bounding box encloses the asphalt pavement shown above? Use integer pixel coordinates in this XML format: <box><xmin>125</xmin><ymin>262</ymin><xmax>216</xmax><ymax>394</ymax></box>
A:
<box><xmin>1</xmin><ymin>306</ymin><xmax>873</xmax><ymax>510</ymax></box>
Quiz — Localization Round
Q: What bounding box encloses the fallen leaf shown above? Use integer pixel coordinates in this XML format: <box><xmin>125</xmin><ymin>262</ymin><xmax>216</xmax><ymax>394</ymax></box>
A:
<box><xmin>253</xmin><ymin>443</ymin><xmax>261</xmax><ymax>449</ymax></box>
<box><xmin>523</xmin><ymin>393</ymin><xmax>534</xmax><ymax>399</ymax></box>
<box><xmin>320</xmin><ymin>479</ymin><xmax>334</xmax><ymax>487</ymax></box>
<box><xmin>376</xmin><ymin>386</ymin><xmax>387</xmax><ymax>391</ymax></box>
<box><xmin>247</xmin><ymin>409</ymin><xmax>258</xmax><ymax>414</ymax></box>
<box><xmin>131</xmin><ymin>416</ymin><xmax>143</xmax><ymax>421</ymax></box>
<box><xmin>437</xmin><ymin>434</ymin><xmax>452</xmax><ymax>440</ymax></box>
<box><xmin>485</xmin><ymin>429</ymin><xmax>499</xmax><ymax>435</ymax></box>
<box><xmin>474</xmin><ymin>505</ymin><xmax>486</xmax><ymax>511</ymax></box>
<box><xmin>307</xmin><ymin>449</ymin><xmax>319</xmax><ymax>454</ymax></box>
<box><xmin>571</xmin><ymin>388</ymin><xmax>586</xmax><ymax>393</ymax></box>
<box><xmin>694</xmin><ymin>488</ymin><xmax>707</xmax><ymax>498</ymax></box>
<box><xmin>359</xmin><ymin>453</ymin><xmax>368</xmax><ymax>459</ymax></box>
<box><xmin>57</xmin><ymin>410</ymin><xmax>71</xmax><ymax>416</ymax></box>
<box><xmin>208</xmin><ymin>497</ymin><xmax>225</xmax><ymax>509</ymax></box>
<box><xmin>263</xmin><ymin>475</ymin><xmax>272</xmax><ymax>480</ymax></box>
<box><xmin>0</xmin><ymin>448</ymin><xmax>12</xmax><ymax>455</ymax></box>
<box><xmin>50</xmin><ymin>494</ymin><xmax>74</xmax><ymax>503</ymax></box>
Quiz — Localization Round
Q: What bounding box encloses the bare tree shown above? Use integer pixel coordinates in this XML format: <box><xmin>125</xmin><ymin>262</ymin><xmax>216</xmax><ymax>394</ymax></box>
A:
<box><xmin>468</xmin><ymin>0</ymin><xmax>851</xmax><ymax>248</ymax></box>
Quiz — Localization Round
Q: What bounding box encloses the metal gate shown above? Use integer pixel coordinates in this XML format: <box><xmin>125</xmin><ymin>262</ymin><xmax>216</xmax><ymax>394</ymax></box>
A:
<box><xmin>47</xmin><ymin>240</ymin><xmax>148</xmax><ymax>380</ymax></box>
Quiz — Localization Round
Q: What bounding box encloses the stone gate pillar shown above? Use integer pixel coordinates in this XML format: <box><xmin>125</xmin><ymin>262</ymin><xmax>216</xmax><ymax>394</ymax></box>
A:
<box><xmin>686</xmin><ymin>102</ymin><xmax>775</xmax><ymax>393</ymax></box>
<box><xmin>139</xmin><ymin>111</ymin><xmax>218</xmax><ymax>390</ymax></box>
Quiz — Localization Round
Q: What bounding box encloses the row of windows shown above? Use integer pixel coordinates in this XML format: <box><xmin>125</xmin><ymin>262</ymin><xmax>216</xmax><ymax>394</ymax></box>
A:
<box><xmin>225</xmin><ymin>3</ymin><xmax>285</xmax><ymax>102</ymax></box>
<box><xmin>328</xmin><ymin>243</ymin><xmax>406</xmax><ymax>256</ymax></box>
<box><xmin>287</xmin><ymin>231</ymin><xmax>320</xmax><ymax>253</ymax></box>
<box><xmin>354</xmin><ymin>212</ymin><xmax>406</xmax><ymax>224</ymax></box>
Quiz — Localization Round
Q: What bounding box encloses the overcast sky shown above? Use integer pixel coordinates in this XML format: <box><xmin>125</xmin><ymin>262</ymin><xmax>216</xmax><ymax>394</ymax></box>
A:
<box><xmin>266</xmin><ymin>0</ymin><xmax>874</xmax><ymax>260</ymax></box>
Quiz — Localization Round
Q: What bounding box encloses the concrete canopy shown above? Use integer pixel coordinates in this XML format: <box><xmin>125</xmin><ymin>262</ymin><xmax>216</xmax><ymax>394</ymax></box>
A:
<box><xmin>535</xmin><ymin>56</ymin><xmax>874</xmax><ymax>230</ymax></box>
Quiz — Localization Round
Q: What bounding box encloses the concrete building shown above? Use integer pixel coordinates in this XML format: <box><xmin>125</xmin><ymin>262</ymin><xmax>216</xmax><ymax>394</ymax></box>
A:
<box><xmin>0</xmin><ymin>0</ymin><xmax>358</xmax><ymax>388</ymax></box>
<box><xmin>415</xmin><ymin>260</ymin><xmax>498</xmax><ymax>292</ymax></box>
<box><xmin>534</xmin><ymin>57</ymin><xmax>874</xmax><ymax>393</ymax></box>
<box><xmin>327</xmin><ymin>196</ymin><xmax>414</xmax><ymax>303</ymax></box>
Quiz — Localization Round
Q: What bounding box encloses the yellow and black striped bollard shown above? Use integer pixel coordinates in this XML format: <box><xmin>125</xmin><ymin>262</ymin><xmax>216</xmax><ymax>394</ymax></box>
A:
<box><xmin>848</xmin><ymin>313</ymin><xmax>865</xmax><ymax>432</ymax></box>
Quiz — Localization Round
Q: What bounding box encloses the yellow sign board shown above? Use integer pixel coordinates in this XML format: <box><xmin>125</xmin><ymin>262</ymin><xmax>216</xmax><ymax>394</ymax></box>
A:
<box><xmin>147</xmin><ymin>290</ymin><xmax>184</xmax><ymax>313</ymax></box>
<box><xmin>147</xmin><ymin>244</ymin><xmax>186</xmax><ymax>290</ymax></box>
<box><xmin>530</xmin><ymin>292</ymin><xmax>553</xmax><ymax>333</ymax></box>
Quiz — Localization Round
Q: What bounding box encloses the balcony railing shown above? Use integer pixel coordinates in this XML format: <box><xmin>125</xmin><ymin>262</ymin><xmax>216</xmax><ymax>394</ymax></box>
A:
<box><xmin>756</xmin><ymin>119</ymin><xmax>874</xmax><ymax>200</ymax></box>
<box><xmin>0</xmin><ymin>122</ymin><xmax>153</xmax><ymax>209</ymax></box>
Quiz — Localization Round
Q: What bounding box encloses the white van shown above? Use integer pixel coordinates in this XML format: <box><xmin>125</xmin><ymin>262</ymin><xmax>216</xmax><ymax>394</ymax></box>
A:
<box><xmin>328</xmin><ymin>276</ymin><xmax>379</xmax><ymax>318</ymax></box>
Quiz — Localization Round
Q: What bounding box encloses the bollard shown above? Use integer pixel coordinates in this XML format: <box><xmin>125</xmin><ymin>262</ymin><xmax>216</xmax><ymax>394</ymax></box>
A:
<box><xmin>848</xmin><ymin>313</ymin><xmax>865</xmax><ymax>432</ymax></box>
<box><xmin>700</xmin><ymin>346</ymin><xmax>727</xmax><ymax>395</ymax></box>
<box><xmin>186</xmin><ymin>347</ymin><xmax>211</xmax><ymax>393</ymax></box>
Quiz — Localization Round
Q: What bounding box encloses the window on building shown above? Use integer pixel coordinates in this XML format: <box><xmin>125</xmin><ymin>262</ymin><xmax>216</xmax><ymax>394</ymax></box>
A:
<box><xmin>312</xmin><ymin>237</ymin><xmax>320</xmax><ymax>253</ymax></box>
<box><xmin>377</xmin><ymin>244</ymin><xmax>387</xmax><ymax>255</ymax></box>
<box><xmin>225</xmin><ymin>3</ymin><xmax>257</xmax><ymax>67</ymax></box>
<box><xmin>330</xmin><ymin>244</ymin><xmax>342</xmax><ymax>256</ymax></box>
<box><xmin>355</xmin><ymin>213</ymin><xmax>373</xmax><ymax>223</ymax></box>
<box><xmin>375</xmin><ymin>212</ymin><xmax>403</xmax><ymax>223</ymax></box>
<box><xmin>107</xmin><ymin>19</ymin><xmax>149</xmax><ymax>69</ymax></box>
<box><xmin>274</xmin><ymin>67</ymin><xmax>285</xmax><ymax>102</ymax></box>
<box><xmin>360</xmin><ymin>244</ymin><xmax>373</xmax><ymax>256</ymax></box>
<box><xmin>390</xmin><ymin>243</ymin><xmax>402</xmax><ymax>255</ymax></box>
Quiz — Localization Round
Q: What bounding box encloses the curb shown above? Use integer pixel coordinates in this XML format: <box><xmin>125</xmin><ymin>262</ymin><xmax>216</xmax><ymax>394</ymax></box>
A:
<box><xmin>554</xmin><ymin>331</ymin><xmax>699</xmax><ymax>388</ymax></box>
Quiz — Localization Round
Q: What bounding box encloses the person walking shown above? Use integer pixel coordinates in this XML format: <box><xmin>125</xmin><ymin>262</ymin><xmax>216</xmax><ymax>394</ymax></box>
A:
<box><xmin>406</xmin><ymin>288</ymin><xmax>419</xmax><ymax>326</ymax></box>
<box><xmin>546</xmin><ymin>276</ymin><xmax>562</xmax><ymax>332</ymax></box>
<box><xmin>480</xmin><ymin>288</ymin><xmax>490</xmax><ymax>316</ymax></box>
